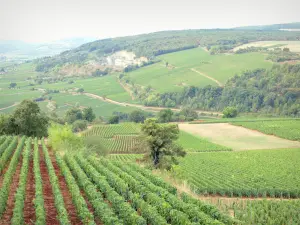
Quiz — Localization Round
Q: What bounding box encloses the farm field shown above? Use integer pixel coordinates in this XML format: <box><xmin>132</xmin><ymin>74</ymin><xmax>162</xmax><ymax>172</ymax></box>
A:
<box><xmin>177</xmin><ymin>131</ymin><xmax>231</xmax><ymax>152</ymax></box>
<box><xmin>179</xmin><ymin>123</ymin><xmax>300</xmax><ymax>150</ymax></box>
<box><xmin>233</xmin><ymin>41</ymin><xmax>300</xmax><ymax>52</ymax></box>
<box><xmin>232</xmin><ymin>120</ymin><xmax>300</xmax><ymax>141</ymax></box>
<box><xmin>179</xmin><ymin>149</ymin><xmax>300</xmax><ymax>198</ymax></box>
<box><xmin>82</xmin><ymin>123</ymin><xmax>143</xmax><ymax>153</ymax></box>
<box><xmin>126</xmin><ymin>48</ymin><xmax>271</xmax><ymax>93</ymax></box>
<box><xmin>0</xmin><ymin>135</ymin><xmax>234</xmax><ymax>225</ymax></box>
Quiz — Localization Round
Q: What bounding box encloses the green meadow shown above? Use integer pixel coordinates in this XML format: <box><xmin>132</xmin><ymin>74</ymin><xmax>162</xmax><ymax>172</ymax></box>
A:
<box><xmin>126</xmin><ymin>48</ymin><xmax>272</xmax><ymax>92</ymax></box>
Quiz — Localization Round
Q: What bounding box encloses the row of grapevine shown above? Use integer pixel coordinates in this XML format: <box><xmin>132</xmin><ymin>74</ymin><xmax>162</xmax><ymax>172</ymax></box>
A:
<box><xmin>64</xmin><ymin>154</ymin><xmax>123</xmax><ymax>224</ymax></box>
<box><xmin>109</xmin><ymin>159</ymin><xmax>227</xmax><ymax>225</ymax></box>
<box><xmin>55</xmin><ymin>153</ymin><xmax>95</xmax><ymax>225</ymax></box>
<box><xmin>11</xmin><ymin>138</ymin><xmax>31</xmax><ymax>224</ymax></box>
<box><xmin>0</xmin><ymin>136</ymin><xmax>26</xmax><ymax>218</ymax></box>
<box><xmin>0</xmin><ymin>136</ymin><xmax>18</xmax><ymax>173</ymax></box>
<box><xmin>33</xmin><ymin>138</ymin><xmax>46</xmax><ymax>225</ymax></box>
<box><xmin>180</xmin><ymin>150</ymin><xmax>300</xmax><ymax>198</ymax></box>
<box><xmin>41</xmin><ymin>140</ymin><xmax>71</xmax><ymax>224</ymax></box>
<box><xmin>108</xmin><ymin>154</ymin><xmax>143</xmax><ymax>161</ymax></box>
<box><xmin>74</xmin><ymin>155</ymin><xmax>147</xmax><ymax>225</ymax></box>
<box><xmin>97</xmin><ymin>136</ymin><xmax>142</xmax><ymax>153</ymax></box>
<box><xmin>0</xmin><ymin>136</ymin><xmax>13</xmax><ymax>158</ymax></box>
<box><xmin>82</xmin><ymin>123</ymin><xmax>140</xmax><ymax>138</ymax></box>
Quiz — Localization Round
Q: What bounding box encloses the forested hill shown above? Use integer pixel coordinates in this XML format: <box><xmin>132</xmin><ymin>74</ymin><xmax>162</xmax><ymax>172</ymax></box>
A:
<box><xmin>34</xmin><ymin>28</ymin><xmax>300</xmax><ymax>73</ymax></box>
<box><xmin>144</xmin><ymin>64</ymin><xmax>300</xmax><ymax>117</ymax></box>
<box><xmin>234</xmin><ymin>22</ymin><xmax>300</xmax><ymax>30</ymax></box>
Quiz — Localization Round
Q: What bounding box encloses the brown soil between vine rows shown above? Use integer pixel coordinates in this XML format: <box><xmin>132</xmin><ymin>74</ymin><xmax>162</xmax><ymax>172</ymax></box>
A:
<box><xmin>23</xmin><ymin>153</ymin><xmax>36</xmax><ymax>224</ymax></box>
<box><xmin>39</xmin><ymin>147</ymin><xmax>59</xmax><ymax>225</ymax></box>
<box><xmin>0</xmin><ymin>157</ymin><xmax>23</xmax><ymax>225</ymax></box>
<box><xmin>49</xmin><ymin>150</ymin><xmax>83</xmax><ymax>225</ymax></box>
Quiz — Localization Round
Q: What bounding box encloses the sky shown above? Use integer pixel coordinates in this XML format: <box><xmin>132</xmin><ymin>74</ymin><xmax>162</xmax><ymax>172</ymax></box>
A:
<box><xmin>0</xmin><ymin>0</ymin><xmax>299</xmax><ymax>43</ymax></box>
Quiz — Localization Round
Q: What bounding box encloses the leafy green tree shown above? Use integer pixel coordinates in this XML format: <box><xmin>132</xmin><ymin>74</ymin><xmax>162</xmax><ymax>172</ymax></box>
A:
<box><xmin>141</xmin><ymin>118</ymin><xmax>186</xmax><ymax>170</ymax></box>
<box><xmin>223</xmin><ymin>107</ymin><xmax>238</xmax><ymax>118</ymax></box>
<box><xmin>157</xmin><ymin>109</ymin><xmax>173</xmax><ymax>123</ymax></box>
<box><xmin>5</xmin><ymin>100</ymin><xmax>49</xmax><ymax>137</ymax></box>
<box><xmin>65</xmin><ymin>108</ymin><xmax>83</xmax><ymax>124</ymax></box>
<box><xmin>77</xmin><ymin>88</ymin><xmax>84</xmax><ymax>93</ymax></box>
<box><xmin>72</xmin><ymin>120</ymin><xmax>88</xmax><ymax>132</ymax></box>
<box><xmin>9</xmin><ymin>82</ymin><xmax>17</xmax><ymax>89</ymax></box>
<box><xmin>82</xmin><ymin>107</ymin><xmax>96</xmax><ymax>122</ymax></box>
<box><xmin>129</xmin><ymin>110</ymin><xmax>145</xmax><ymax>123</ymax></box>
<box><xmin>108</xmin><ymin>115</ymin><xmax>119</xmax><ymax>124</ymax></box>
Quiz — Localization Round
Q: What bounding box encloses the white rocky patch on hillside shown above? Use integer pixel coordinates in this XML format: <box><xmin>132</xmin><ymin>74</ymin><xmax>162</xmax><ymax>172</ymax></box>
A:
<box><xmin>105</xmin><ymin>51</ymin><xmax>148</xmax><ymax>68</ymax></box>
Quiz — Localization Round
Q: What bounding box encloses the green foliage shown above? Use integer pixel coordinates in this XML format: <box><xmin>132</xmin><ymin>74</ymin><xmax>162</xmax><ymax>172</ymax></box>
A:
<box><xmin>129</xmin><ymin>110</ymin><xmax>146</xmax><ymax>123</ymax></box>
<box><xmin>48</xmin><ymin>123</ymin><xmax>84</xmax><ymax>152</ymax></box>
<box><xmin>65</xmin><ymin>108</ymin><xmax>83</xmax><ymax>124</ymax></box>
<box><xmin>179</xmin><ymin>149</ymin><xmax>300</xmax><ymax>198</ymax></box>
<box><xmin>141</xmin><ymin>118</ymin><xmax>186</xmax><ymax>169</ymax></box>
<box><xmin>177</xmin><ymin>131</ymin><xmax>231</xmax><ymax>152</ymax></box>
<box><xmin>157</xmin><ymin>109</ymin><xmax>173</xmax><ymax>123</ymax></box>
<box><xmin>82</xmin><ymin>107</ymin><xmax>96</xmax><ymax>122</ymax></box>
<box><xmin>1</xmin><ymin>100</ymin><xmax>49</xmax><ymax>137</ymax></box>
<box><xmin>232</xmin><ymin>120</ymin><xmax>300</xmax><ymax>141</ymax></box>
<box><xmin>72</xmin><ymin>120</ymin><xmax>88</xmax><ymax>132</ymax></box>
<box><xmin>223</xmin><ymin>107</ymin><xmax>238</xmax><ymax>118</ymax></box>
<box><xmin>108</xmin><ymin>115</ymin><xmax>119</xmax><ymax>124</ymax></box>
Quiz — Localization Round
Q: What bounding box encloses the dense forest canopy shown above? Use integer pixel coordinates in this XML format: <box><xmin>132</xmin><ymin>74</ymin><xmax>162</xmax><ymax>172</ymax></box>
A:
<box><xmin>35</xmin><ymin>29</ymin><xmax>300</xmax><ymax>72</ymax></box>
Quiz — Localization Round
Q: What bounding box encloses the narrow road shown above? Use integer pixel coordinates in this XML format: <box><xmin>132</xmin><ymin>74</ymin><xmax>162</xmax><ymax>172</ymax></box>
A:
<box><xmin>190</xmin><ymin>68</ymin><xmax>223</xmax><ymax>87</ymax></box>
<box><xmin>0</xmin><ymin>102</ymin><xmax>19</xmax><ymax>111</ymax></box>
<box><xmin>83</xmin><ymin>92</ymin><xmax>221</xmax><ymax>116</ymax></box>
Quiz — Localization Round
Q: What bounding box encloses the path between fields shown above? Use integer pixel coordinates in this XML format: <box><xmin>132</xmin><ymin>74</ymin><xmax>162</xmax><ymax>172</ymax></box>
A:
<box><xmin>179</xmin><ymin>123</ymin><xmax>300</xmax><ymax>150</ymax></box>
<box><xmin>83</xmin><ymin>92</ymin><xmax>222</xmax><ymax>116</ymax></box>
<box><xmin>117</xmin><ymin>79</ymin><xmax>135</xmax><ymax>100</ymax></box>
<box><xmin>0</xmin><ymin>102</ymin><xmax>19</xmax><ymax>111</ymax></box>
<box><xmin>190</xmin><ymin>68</ymin><xmax>223</xmax><ymax>87</ymax></box>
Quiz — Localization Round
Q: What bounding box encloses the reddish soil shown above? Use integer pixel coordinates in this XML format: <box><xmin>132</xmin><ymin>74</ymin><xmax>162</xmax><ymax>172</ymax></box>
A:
<box><xmin>39</xmin><ymin>147</ymin><xmax>59</xmax><ymax>225</ymax></box>
<box><xmin>23</xmin><ymin>153</ymin><xmax>36</xmax><ymax>224</ymax></box>
<box><xmin>80</xmin><ymin>190</ymin><xmax>102</xmax><ymax>225</ymax></box>
<box><xmin>0</xmin><ymin>149</ymin><xmax>15</xmax><ymax>189</ymax></box>
<box><xmin>0</xmin><ymin>157</ymin><xmax>23</xmax><ymax>225</ymax></box>
<box><xmin>49</xmin><ymin>150</ymin><xmax>83</xmax><ymax>225</ymax></box>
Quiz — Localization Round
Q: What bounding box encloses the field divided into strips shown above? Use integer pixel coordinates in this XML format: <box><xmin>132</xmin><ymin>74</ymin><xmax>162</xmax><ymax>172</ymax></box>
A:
<box><xmin>126</xmin><ymin>48</ymin><xmax>271</xmax><ymax>93</ymax></box>
<box><xmin>108</xmin><ymin>154</ymin><xmax>143</xmax><ymax>162</ymax></box>
<box><xmin>232</xmin><ymin>120</ymin><xmax>300</xmax><ymax>141</ymax></box>
<box><xmin>179</xmin><ymin>149</ymin><xmax>300</xmax><ymax>198</ymax></box>
<box><xmin>177</xmin><ymin>131</ymin><xmax>231</xmax><ymax>152</ymax></box>
<box><xmin>82</xmin><ymin>123</ymin><xmax>143</xmax><ymax>153</ymax></box>
<box><xmin>0</xmin><ymin>135</ymin><xmax>236</xmax><ymax>224</ymax></box>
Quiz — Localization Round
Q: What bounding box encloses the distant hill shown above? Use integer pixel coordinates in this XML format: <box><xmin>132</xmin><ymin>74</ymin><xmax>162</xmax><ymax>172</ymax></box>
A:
<box><xmin>34</xmin><ymin>28</ymin><xmax>300</xmax><ymax>76</ymax></box>
<box><xmin>0</xmin><ymin>37</ymin><xmax>96</xmax><ymax>61</ymax></box>
<box><xmin>234</xmin><ymin>22</ymin><xmax>300</xmax><ymax>30</ymax></box>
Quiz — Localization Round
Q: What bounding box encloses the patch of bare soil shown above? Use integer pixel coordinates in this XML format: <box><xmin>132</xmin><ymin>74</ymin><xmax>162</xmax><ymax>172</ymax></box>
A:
<box><xmin>179</xmin><ymin>123</ymin><xmax>300</xmax><ymax>150</ymax></box>
<box><xmin>0</xmin><ymin>157</ymin><xmax>23</xmax><ymax>225</ymax></box>
<box><xmin>49</xmin><ymin>150</ymin><xmax>83</xmax><ymax>225</ymax></box>
<box><xmin>23</xmin><ymin>155</ymin><xmax>36</xmax><ymax>224</ymax></box>
<box><xmin>39</xmin><ymin>147</ymin><xmax>59</xmax><ymax>225</ymax></box>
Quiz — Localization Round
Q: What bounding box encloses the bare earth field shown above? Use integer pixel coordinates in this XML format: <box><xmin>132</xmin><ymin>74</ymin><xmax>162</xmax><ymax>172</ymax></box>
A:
<box><xmin>179</xmin><ymin>123</ymin><xmax>300</xmax><ymax>150</ymax></box>
<box><xmin>233</xmin><ymin>41</ymin><xmax>300</xmax><ymax>52</ymax></box>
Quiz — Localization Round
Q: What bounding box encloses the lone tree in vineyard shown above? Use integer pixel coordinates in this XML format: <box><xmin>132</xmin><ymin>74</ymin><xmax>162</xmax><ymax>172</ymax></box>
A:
<box><xmin>141</xmin><ymin>118</ymin><xmax>186</xmax><ymax>170</ymax></box>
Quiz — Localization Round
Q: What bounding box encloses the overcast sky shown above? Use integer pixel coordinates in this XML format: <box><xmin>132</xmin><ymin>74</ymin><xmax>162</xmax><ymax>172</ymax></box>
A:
<box><xmin>1</xmin><ymin>0</ymin><xmax>299</xmax><ymax>43</ymax></box>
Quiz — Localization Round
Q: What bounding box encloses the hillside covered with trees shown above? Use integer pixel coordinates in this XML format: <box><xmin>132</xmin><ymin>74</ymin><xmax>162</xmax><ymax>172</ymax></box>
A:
<box><xmin>137</xmin><ymin>64</ymin><xmax>300</xmax><ymax>117</ymax></box>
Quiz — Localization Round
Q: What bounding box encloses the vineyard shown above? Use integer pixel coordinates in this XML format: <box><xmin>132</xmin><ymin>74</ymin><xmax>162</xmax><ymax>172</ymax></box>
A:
<box><xmin>232</xmin><ymin>120</ymin><xmax>300</xmax><ymax>141</ymax></box>
<box><xmin>177</xmin><ymin>131</ymin><xmax>231</xmax><ymax>152</ymax></box>
<box><xmin>82</xmin><ymin>123</ymin><xmax>143</xmax><ymax>153</ymax></box>
<box><xmin>179</xmin><ymin>149</ymin><xmax>300</xmax><ymax>198</ymax></box>
<box><xmin>0</xmin><ymin>135</ymin><xmax>239</xmax><ymax>225</ymax></box>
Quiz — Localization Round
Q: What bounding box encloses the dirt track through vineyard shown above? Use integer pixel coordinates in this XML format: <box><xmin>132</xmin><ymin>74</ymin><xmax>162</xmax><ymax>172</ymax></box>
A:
<box><xmin>24</xmin><ymin>155</ymin><xmax>36</xmax><ymax>224</ymax></box>
<box><xmin>0</xmin><ymin>157</ymin><xmax>23</xmax><ymax>225</ymax></box>
<box><xmin>179</xmin><ymin>123</ymin><xmax>300</xmax><ymax>150</ymax></box>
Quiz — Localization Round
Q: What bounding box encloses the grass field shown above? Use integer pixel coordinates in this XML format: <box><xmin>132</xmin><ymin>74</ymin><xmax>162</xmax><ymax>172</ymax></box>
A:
<box><xmin>179</xmin><ymin>149</ymin><xmax>300</xmax><ymax>198</ymax></box>
<box><xmin>126</xmin><ymin>48</ymin><xmax>271</xmax><ymax>92</ymax></box>
<box><xmin>179</xmin><ymin>123</ymin><xmax>300</xmax><ymax>150</ymax></box>
<box><xmin>232</xmin><ymin>120</ymin><xmax>300</xmax><ymax>141</ymax></box>
<box><xmin>177</xmin><ymin>131</ymin><xmax>231</xmax><ymax>152</ymax></box>
<box><xmin>233</xmin><ymin>41</ymin><xmax>300</xmax><ymax>52</ymax></box>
